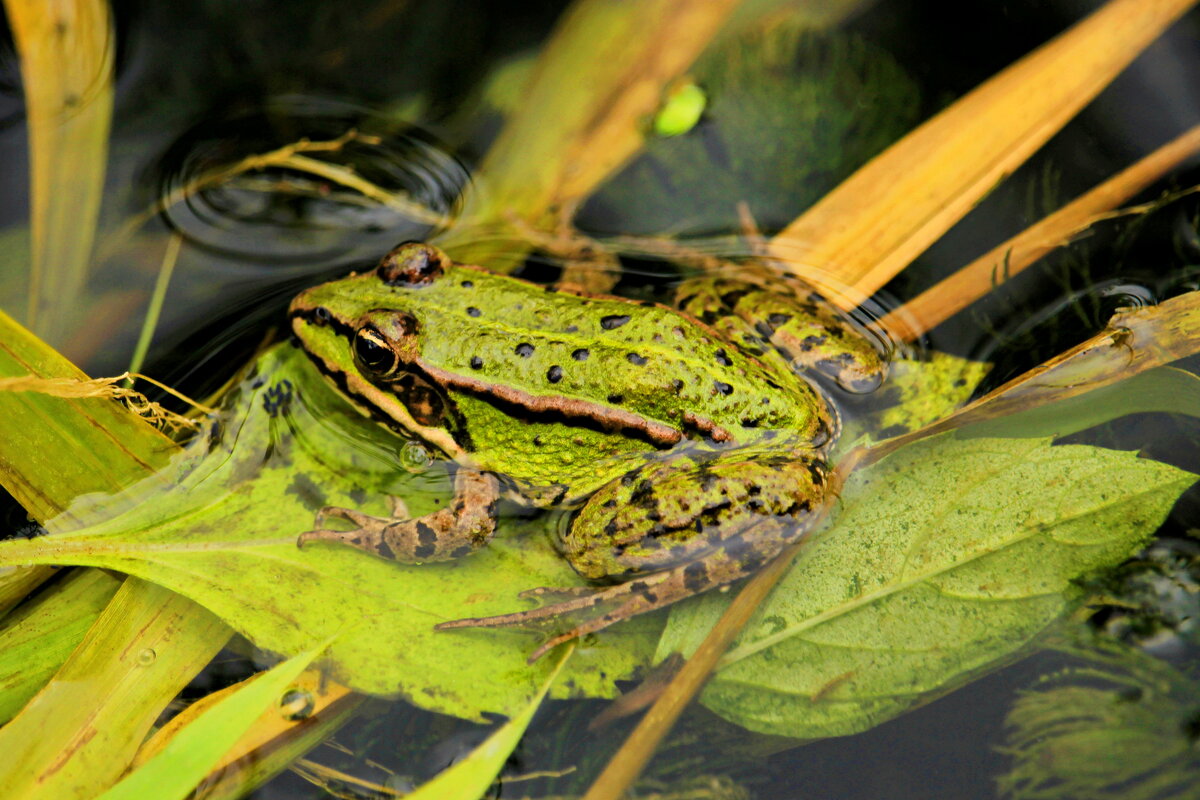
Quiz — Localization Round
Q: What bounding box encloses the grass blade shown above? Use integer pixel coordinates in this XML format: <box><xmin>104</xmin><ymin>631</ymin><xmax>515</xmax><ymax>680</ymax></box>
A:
<box><xmin>408</xmin><ymin>646</ymin><xmax>572</xmax><ymax>800</ymax></box>
<box><xmin>96</xmin><ymin>647</ymin><xmax>325</xmax><ymax>800</ymax></box>
<box><xmin>133</xmin><ymin>671</ymin><xmax>362</xmax><ymax>800</ymax></box>
<box><xmin>0</xmin><ymin>579</ymin><xmax>229</xmax><ymax>800</ymax></box>
<box><xmin>882</xmin><ymin>124</ymin><xmax>1200</xmax><ymax>340</ymax></box>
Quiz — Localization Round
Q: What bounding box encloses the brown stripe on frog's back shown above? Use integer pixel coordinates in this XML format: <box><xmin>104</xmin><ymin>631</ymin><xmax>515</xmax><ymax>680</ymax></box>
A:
<box><xmin>413</xmin><ymin>359</ymin><xmax>686</xmax><ymax>447</ymax></box>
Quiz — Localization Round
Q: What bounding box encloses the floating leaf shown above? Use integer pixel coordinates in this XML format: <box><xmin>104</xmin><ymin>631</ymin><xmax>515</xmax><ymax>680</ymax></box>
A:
<box><xmin>657</xmin><ymin>435</ymin><xmax>1196</xmax><ymax>738</ymax></box>
<box><xmin>0</xmin><ymin>344</ymin><xmax>655</xmax><ymax>720</ymax></box>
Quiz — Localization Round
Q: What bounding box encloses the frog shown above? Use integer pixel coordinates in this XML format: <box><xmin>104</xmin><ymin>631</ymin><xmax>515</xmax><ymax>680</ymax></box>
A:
<box><xmin>290</xmin><ymin>242</ymin><xmax>885</xmax><ymax>661</ymax></box>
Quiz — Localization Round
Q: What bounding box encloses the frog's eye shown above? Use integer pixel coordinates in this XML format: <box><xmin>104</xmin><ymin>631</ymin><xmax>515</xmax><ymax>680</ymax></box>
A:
<box><xmin>377</xmin><ymin>242</ymin><xmax>447</xmax><ymax>287</ymax></box>
<box><xmin>354</xmin><ymin>327</ymin><xmax>400</xmax><ymax>376</ymax></box>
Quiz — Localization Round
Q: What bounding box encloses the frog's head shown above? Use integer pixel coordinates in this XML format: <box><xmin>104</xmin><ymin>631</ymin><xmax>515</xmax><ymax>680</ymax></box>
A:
<box><xmin>288</xmin><ymin>242</ymin><xmax>458</xmax><ymax>370</ymax></box>
<box><xmin>287</xmin><ymin>243</ymin><xmax>467</xmax><ymax>456</ymax></box>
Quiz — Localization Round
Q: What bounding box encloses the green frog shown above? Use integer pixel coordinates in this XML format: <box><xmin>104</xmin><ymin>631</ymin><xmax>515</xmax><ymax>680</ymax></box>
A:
<box><xmin>291</xmin><ymin>242</ymin><xmax>885</xmax><ymax>660</ymax></box>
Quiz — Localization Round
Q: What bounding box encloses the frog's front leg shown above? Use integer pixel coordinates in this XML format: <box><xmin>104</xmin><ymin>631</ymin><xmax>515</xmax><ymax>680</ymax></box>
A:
<box><xmin>437</xmin><ymin>444</ymin><xmax>831</xmax><ymax>661</ymax></box>
<box><xmin>297</xmin><ymin>469</ymin><xmax>500</xmax><ymax>561</ymax></box>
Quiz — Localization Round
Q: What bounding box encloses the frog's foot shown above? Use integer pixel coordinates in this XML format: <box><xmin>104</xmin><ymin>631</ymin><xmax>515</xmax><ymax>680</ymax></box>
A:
<box><xmin>437</xmin><ymin>522</ymin><xmax>801</xmax><ymax>663</ymax></box>
<box><xmin>296</xmin><ymin>470</ymin><xmax>501</xmax><ymax>562</ymax></box>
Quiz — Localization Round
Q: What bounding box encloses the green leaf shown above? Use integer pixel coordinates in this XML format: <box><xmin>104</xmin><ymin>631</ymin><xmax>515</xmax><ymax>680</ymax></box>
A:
<box><xmin>408</xmin><ymin>648</ymin><xmax>571</xmax><ymax>800</ymax></box>
<box><xmin>0</xmin><ymin>344</ymin><xmax>655</xmax><ymax>721</ymax></box>
<box><xmin>0</xmin><ymin>579</ymin><xmax>228</xmax><ymax>799</ymax></box>
<box><xmin>657</xmin><ymin>435</ymin><xmax>1196</xmax><ymax>738</ymax></box>
<box><xmin>96</xmin><ymin>646</ymin><xmax>323</xmax><ymax>800</ymax></box>
<box><xmin>653</xmin><ymin>82</ymin><xmax>707</xmax><ymax>137</ymax></box>
<box><xmin>0</xmin><ymin>309</ymin><xmax>174</xmax><ymax>523</ymax></box>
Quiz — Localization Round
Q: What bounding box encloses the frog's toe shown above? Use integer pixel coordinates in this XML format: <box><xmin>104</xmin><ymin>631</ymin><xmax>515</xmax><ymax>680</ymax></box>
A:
<box><xmin>517</xmin><ymin>585</ymin><xmax>597</xmax><ymax>602</ymax></box>
<box><xmin>313</xmin><ymin>505</ymin><xmax>380</xmax><ymax>529</ymax></box>
<box><xmin>297</xmin><ymin>527</ymin><xmax>359</xmax><ymax>549</ymax></box>
<box><xmin>296</xmin><ymin>518</ymin><xmax>392</xmax><ymax>557</ymax></box>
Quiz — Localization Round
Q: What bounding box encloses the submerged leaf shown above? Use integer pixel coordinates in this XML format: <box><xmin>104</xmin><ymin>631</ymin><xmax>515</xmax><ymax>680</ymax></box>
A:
<box><xmin>998</xmin><ymin>642</ymin><xmax>1200</xmax><ymax>800</ymax></box>
<box><xmin>582</xmin><ymin>26</ymin><xmax>918</xmax><ymax>237</ymax></box>
<box><xmin>841</xmin><ymin>352</ymin><xmax>992</xmax><ymax>443</ymax></box>
<box><xmin>0</xmin><ymin>344</ymin><xmax>654</xmax><ymax>720</ymax></box>
<box><xmin>657</xmin><ymin>435</ymin><xmax>1196</xmax><ymax>738</ymax></box>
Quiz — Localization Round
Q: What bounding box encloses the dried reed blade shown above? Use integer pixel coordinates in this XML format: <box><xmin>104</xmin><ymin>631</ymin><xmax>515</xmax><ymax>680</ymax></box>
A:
<box><xmin>769</xmin><ymin>0</ymin><xmax>1198</xmax><ymax>308</ymax></box>
<box><xmin>443</xmin><ymin>0</ymin><xmax>744</xmax><ymax>265</ymax></box>
<box><xmin>5</xmin><ymin>0</ymin><xmax>114</xmax><ymax>342</ymax></box>
<box><xmin>882</xmin><ymin>124</ymin><xmax>1200</xmax><ymax>341</ymax></box>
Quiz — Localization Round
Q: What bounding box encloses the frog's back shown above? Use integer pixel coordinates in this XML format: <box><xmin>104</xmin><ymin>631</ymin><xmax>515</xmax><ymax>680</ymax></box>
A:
<box><xmin>416</xmin><ymin>265</ymin><xmax>831</xmax><ymax>449</ymax></box>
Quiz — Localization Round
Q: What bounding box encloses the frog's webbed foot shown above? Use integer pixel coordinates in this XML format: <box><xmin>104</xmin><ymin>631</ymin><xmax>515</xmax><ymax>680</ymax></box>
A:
<box><xmin>297</xmin><ymin>470</ymin><xmax>500</xmax><ymax>562</ymax></box>
<box><xmin>437</xmin><ymin>518</ymin><xmax>803</xmax><ymax>663</ymax></box>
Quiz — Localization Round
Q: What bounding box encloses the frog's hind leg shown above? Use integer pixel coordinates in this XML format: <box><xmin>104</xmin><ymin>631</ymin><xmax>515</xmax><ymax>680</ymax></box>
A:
<box><xmin>437</xmin><ymin>446</ymin><xmax>832</xmax><ymax>662</ymax></box>
<box><xmin>438</xmin><ymin>518</ymin><xmax>804</xmax><ymax>663</ymax></box>
<box><xmin>297</xmin><ymin>469</ymin><xmax>501</xmax><ymax>562</ymax></box>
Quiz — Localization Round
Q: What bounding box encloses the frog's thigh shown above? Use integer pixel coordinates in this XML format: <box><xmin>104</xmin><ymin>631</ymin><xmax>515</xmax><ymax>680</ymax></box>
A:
<box><xmin>675</xmin><ymin>276</ymin><xmax>886</xmax><ymax>393</ymax></box>
<box><xmin>565</xmin><ymin>446</ymin><xmax>829</xmax><ymax>582</ymax></box>
<box><xmin>298</xmin><ymin>469</ymin><xmax>500</xmax><ymax>562</ymax></box>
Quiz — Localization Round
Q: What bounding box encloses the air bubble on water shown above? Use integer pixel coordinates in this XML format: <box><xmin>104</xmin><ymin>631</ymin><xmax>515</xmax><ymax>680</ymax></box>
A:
<box><xmin>400</xmin><ymin>440</ymin><xmax>434</xmax><ymax>473</ymax></box>
<box><xmin>279</xmin><ymin>688</ymin><xmax>316</xmax><ymax>720</ymax></box>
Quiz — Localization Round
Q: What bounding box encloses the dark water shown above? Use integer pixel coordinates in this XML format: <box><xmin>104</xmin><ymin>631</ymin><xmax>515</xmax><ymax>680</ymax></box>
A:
<box><xmin>2</xmin><ymin>1</ymin><xmax>1200</xmax><ymax>798</ymax></box>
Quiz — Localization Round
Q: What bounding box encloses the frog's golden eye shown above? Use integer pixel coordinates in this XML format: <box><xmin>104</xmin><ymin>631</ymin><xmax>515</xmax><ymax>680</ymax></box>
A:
<box><xmin>377</xmin><ymin>242</ymin><xmax>447</xmax><ymax>287</ymax></box>
<box><xmin>354</xmin><ymin>327</ymin><xmax>400</xmax><ymax>376</ymax></box>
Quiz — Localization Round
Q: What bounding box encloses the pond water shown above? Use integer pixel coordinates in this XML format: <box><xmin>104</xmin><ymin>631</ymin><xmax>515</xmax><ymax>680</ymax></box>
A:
<box><xmin>1</xmin><ymin>1</ymin><xmax>1199</xmax><ymax>798</ymax></box>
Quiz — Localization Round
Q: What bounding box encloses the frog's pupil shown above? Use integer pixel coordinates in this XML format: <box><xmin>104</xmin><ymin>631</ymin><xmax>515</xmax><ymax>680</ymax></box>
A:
<box><xmin>354</xmin><ymin>329</ymin><xmax>396</xmax><ymax>374</ymax></box>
